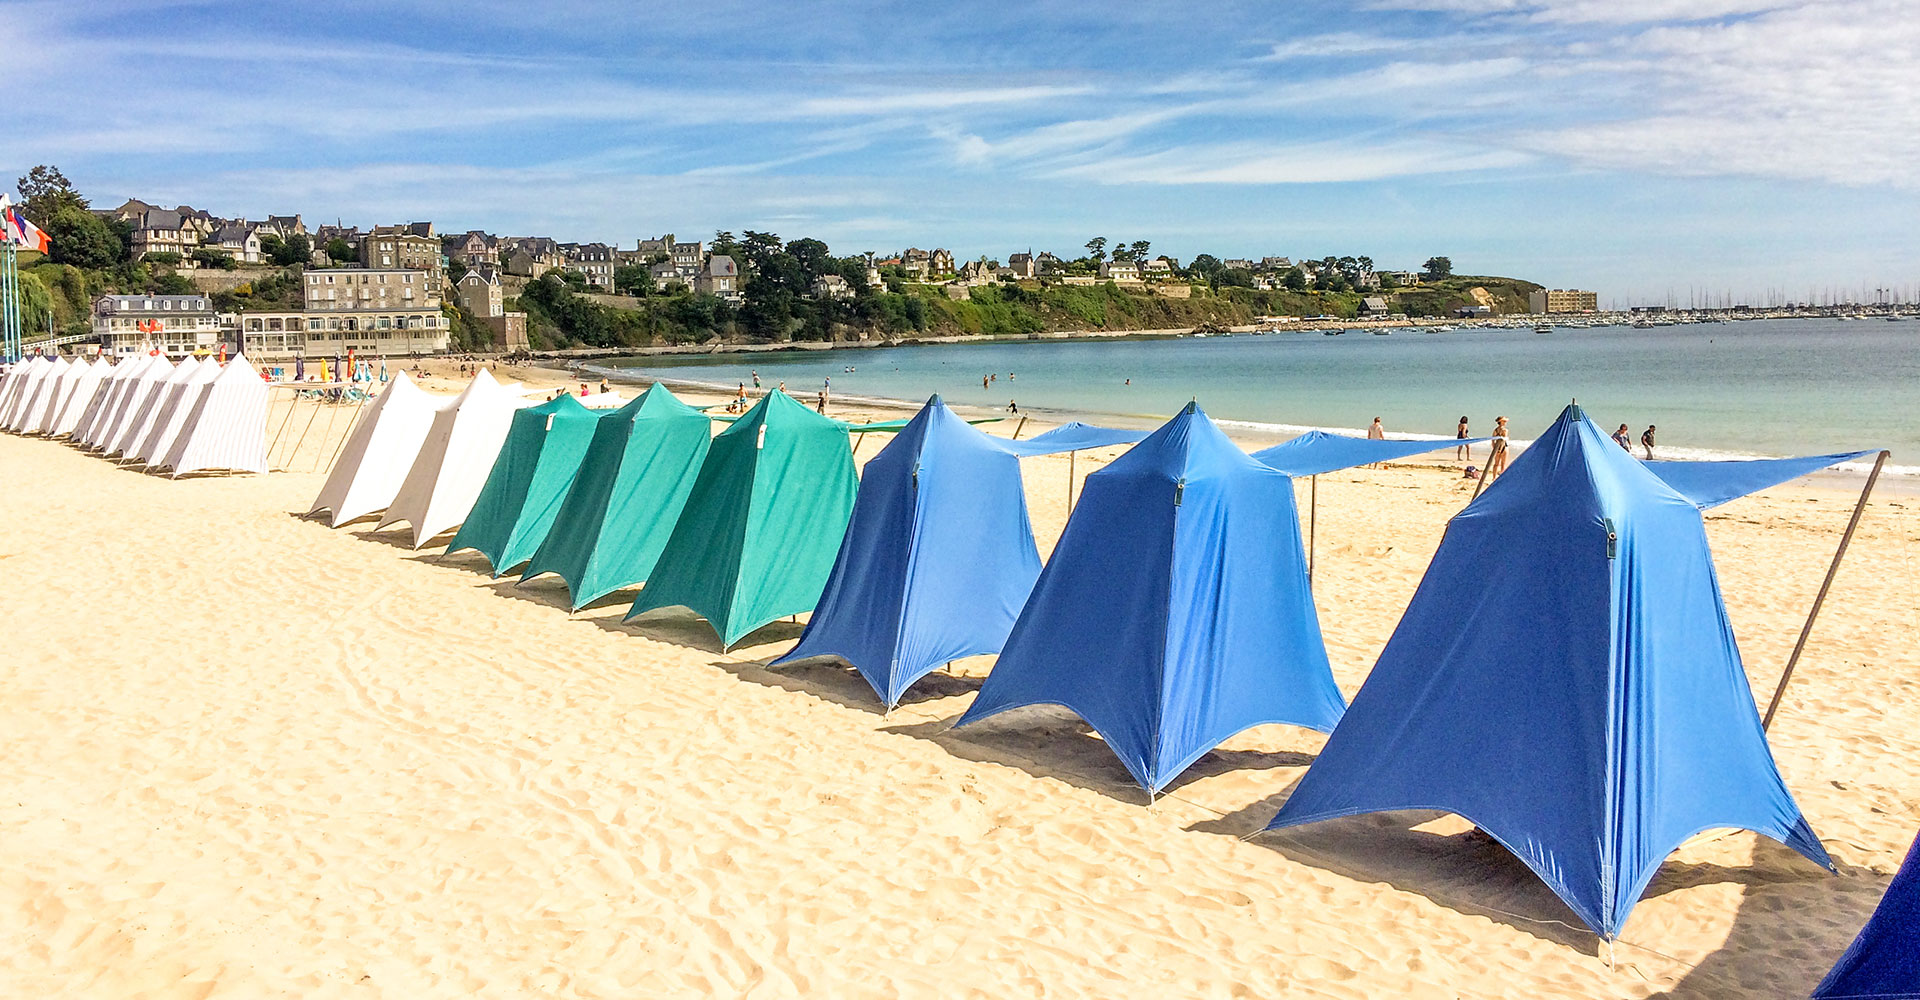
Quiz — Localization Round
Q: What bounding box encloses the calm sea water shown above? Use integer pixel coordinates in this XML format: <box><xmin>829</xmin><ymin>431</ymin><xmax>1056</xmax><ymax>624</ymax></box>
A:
<box><xmin>599</xmin><ymin>318</ymin><xmax>1919</xmax><ymax>473</ymax></box>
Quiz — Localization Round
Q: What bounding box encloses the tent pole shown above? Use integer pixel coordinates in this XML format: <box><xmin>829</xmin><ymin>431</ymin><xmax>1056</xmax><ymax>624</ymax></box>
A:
<box><xmin>851</xmin><ymin>419</ymin><xmax>870</xmax><ymax>457</ymax></box>
<box><xmin>265</xmin><ymin>387</ymin><xmax>299</xmax><ymax>471</ymax></box>
<box><xmin>1068</xmin><ymin>450</ymin><xmax>1076</xmax><ymax>513</ymax></box>
<box><xmin>1309</xmin><ymin>474</ymin><xmax>1317</xmax><ymax>580</ymax></box>
<box><xmin>290</xmin><ymin>393</ymin><xmax>324</xmax><ymax>472</ymax></box>
<box><xmin>1011</xmin><ymin>415</ymin><xmax>1027</xmax><ymax>441</ymax></box>
<box><xmin>1469</xmin><ymin>459</ymin><xmax>1491</xmax><ymax>503</ymax></box>
<box><xmin>323</xmin><ymin>388</ymin><xmax>370</xmax><ymax>474</ymax></box>
<box><xmin>1762</xmin><ymin>450</ymin><xmax>1888</xmax><ymax>731</ymax></box>
<box><xmin>312</xmin><ymin>393</ymin><xmax>342</xmax><ymax>473</ymax></box>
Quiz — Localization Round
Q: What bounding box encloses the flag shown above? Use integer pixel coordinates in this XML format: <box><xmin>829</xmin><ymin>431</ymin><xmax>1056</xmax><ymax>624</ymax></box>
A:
<box><xmin>3</xmin><ymin>206</ymin><xmax>51</xmax><ymax>253</ymax></box>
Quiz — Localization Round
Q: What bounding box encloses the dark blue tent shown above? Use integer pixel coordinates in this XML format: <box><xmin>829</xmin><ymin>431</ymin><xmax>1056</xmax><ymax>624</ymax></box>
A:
<box><xmin>1253</xmin><ymin>428</ymin><xmax>1488</xmax><ymax>476</ymax></box>
<box><xmin>957</xmin><ymin>402</ymin><xmax>1345</xmax><ymax>795</ymax></box>
<box><xmin>1266</xmin><ymin>404</ymin><xmax>1832</xmax><ymax>939</ymax></box>
<box><xmin>772</xmin><ymin>396</ymin><xmax>1043</xmax><ymax>708</ymax></box>
<box><xmin>1647</xmin><ymin>451</ymin><xmax>1879</xmax><ymax>509</ymax></box>
<box><xmin>1814</xmin><ymin>829</ymin><xmax>1920</xmax><ymax>999</ymax></box>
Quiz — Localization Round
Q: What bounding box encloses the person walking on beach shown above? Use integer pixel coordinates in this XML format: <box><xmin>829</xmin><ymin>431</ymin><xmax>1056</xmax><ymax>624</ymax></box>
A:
<box><xmin>600</xmin><ymin>378</ymin><xmax>610</xmax><ymax>395</ymax></box>
<box><xmin>751</xmin><ymin>370</ymin><xmax>761</xmax><ymax>389</ymax></box>
<box><xmin>1641</xmin><ymin>425</ymin><xmax>1657</xmax><ymax>460</ymax></box>
<box><xmin>1487</xmin><ymin>416</ymin><xmax>1511</xmax><ymax>481</ymax></box>
<box><xmin>816</xmin><ymin>387</ymin><xmax>829</xmax><ymax>414</ymax></box>
<box><xmin>1367</xmin><ymin>417</ymin><xmax>1385</xmax><ymax>440</ymax></box>
<box><xmin>1456</xmin><ymin>416</ymin><xmax>1471</xmax><ymax>461</ymax></box>
<box><xmin>1007</xmin><ymin>399</ymin><xmax>1019</xmax><ymax>414</ymax></box>
<box><xmin>1612</xmin><ymin>423</ymin><xmax>1633</xmax><ymax>451</ymax></box>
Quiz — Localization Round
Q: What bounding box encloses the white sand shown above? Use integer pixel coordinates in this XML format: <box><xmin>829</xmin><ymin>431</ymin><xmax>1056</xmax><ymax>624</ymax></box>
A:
<box><xmin>1</xmin><ymin>366</ymin><xmax>1915</xmax><ymax>998</ymax></box>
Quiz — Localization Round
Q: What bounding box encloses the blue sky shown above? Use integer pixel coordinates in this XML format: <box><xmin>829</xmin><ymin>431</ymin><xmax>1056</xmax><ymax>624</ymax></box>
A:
<box><xmin>5</xmin><ymin>0</ymin><xmax>1917</xmax><ymax>305</ymax></box>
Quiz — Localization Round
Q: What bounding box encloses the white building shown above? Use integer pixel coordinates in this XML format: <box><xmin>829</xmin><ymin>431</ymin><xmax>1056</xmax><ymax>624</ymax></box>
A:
<box><xmin>93</xmin><ymin>294</ymin><xmax>222</xmax><ymax>357</ymax></box>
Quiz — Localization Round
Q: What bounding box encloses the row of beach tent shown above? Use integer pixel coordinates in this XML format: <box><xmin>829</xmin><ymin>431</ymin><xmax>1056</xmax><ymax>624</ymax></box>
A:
<box><xmin>0</xmin><ymin>352</ymin><xmax>270</xmax><ymax>475</ymax></box>
<box><xmin>302</xmin><ymin>367</ymin><xmax>1888</xmax><ymax>948</ymax></box>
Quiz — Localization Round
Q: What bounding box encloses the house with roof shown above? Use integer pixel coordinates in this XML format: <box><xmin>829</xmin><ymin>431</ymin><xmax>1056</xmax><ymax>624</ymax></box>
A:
<box><xmin>563</xmin><ymin>242</ymin><xmax>617</xmax><ymax>290</ymax></box>
<box><xmin>446</xmin><ymin>230</ymin><xmax>499</xmax><ymax>268</ymax></box>
<box><xmin>1098</xmin><ymin>259</ymin><xmax>1143</xmax><ymax>284</ymax></box>
<box><xmin>899</xmin><ymin>248</ymin><xmax>932</xmax><ymax>278</ymax></box>
<box><xmin>695</xmin><ymin>255</ymin><xmax>743</xmax><ymax>303</ymax></box>
<box><xmin>649</xmin><ymin>259</ymin><xmax>687</xmax><ymax>291</ymax></box>
<box><xmin>1005</xmin><ymin>252</ymin><xmax>1037</xmax><ymax>279</ymax></box>
<box><xmin>811</xmin><ymin>274</ymin><xmax>855</xmax><ymax>300</ymax></box>
<box><xmin>505</xmin><ymin>237</ymin><xmax>565</xmax><ymax>279</ymax></box>
<box><xmin>210</xmin><ymin>222</ymin><xmax>262</xmax><ymax>263</ymax></box>
<box><xmin>1143</xmin><ymin>256</ymin><xmax>1177</xmax><ymax>279</ymax></box>
<box><xmin>455</xmin><ymin>266</ymin><xmax>504</xmax><ymax>318</ymax></box>
<box><xmin>363</xmin><ymin>222</ymin><xmax>444</xmax><ymax>289</ymax></box>
<box><xmin>1360</xmin><ymin>296</ymin><xmax>1391</xmax><ymax>317</ymax></box>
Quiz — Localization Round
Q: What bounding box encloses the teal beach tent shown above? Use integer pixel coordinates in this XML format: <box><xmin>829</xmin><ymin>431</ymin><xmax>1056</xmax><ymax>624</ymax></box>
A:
<box><xmin>520</xmin><ymin>384</ymin><xmax>713</xmax><ymax>609</ymax></box>
<box><xmin>772</xmin><ymin>395</ymin><xmax>1045</xmax><ymax>708</ymax></box>
<box><xmin>445</xmin><ymin>393</ymin><xmax>602</xmax><ymax>576</ymax></box>
<box><xmin>956</xmin><ymin>402</ymin><xmax>1345</xmax><ymax>795</ymax></box>
<box><xmin>627</xmin><ymin>390</ymin><xmax>858</xmax><ymax>649</ymax></box>
<box><xmin>1264</xmin><ymin>405</ymin><xmax>1832</xmax><ymax>939</ymax></box>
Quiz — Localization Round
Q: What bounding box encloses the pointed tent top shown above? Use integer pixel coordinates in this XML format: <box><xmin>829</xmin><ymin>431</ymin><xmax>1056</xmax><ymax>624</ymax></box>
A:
<box><xmin>211</xmin><ymin>354</ymin><xmax>258</xmax><ymax>383</ymax></box>
<box><xmin>927</xmin><ymin>393</ymin><xmax>943</xmax><ymax>406</ymax></box>
<box><xmin>527</xmin><ymin>391</ymin><xmax>591</xmax><ymax>418</ymax></box>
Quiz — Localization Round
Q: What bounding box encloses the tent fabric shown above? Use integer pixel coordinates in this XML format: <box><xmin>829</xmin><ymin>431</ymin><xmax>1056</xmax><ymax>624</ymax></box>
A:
<box><xmin>1647</xmin><ymin>451</ymin><xmax>1879</xmax><ymax>510</ymax></box>
<box><xmin>133</xmin><ymin>356</ymin><xmax>221</xmax><ymax>465</ymax></box>
<box><xmin>628</xmin><ymin>390</ymin><xmax>858</xmax><ymax>649</ymax></box>
<box><xmin>75</xmin><ymin>357</ymin><xmax>143</xmax><ymax>447</ymax></box>
<box><xmin>957</xmin><ymin>402</ymin><xmax>1346</xmax><ymax>794</ymax></box>
<box><xmin>47</xmin><ymin>358</ymin><xmax>111</xmax><ymax>438</ymax></box>
<box><xmin>33</xmin><ymin>357</ymin><xmax>85</xmax><ymax>435</ymax></box>
<box><xmin>445</xmin><ymin>393</ymin><xmax>602</xmax><ymax>576</ymax></box>
<box><xmin>307</xmin><ymin>371</ymin><xmax>440</xmax><ymax>528</ymax></box>
<box><xmin>1252</xmin><ymin>429</ymin><xmax>1489</xmax><ymax>477</ymax></box>
<box><xmin>521</xmin><ymin>384</ymin><xmax>713</xmax><ymax>608</ymax></box>
<box><xmin>161</xmin><ymin>355</ymin><xmax>270</xmax><ymax>476</ymax></box>
<box><xmin>1265</xmin><ymin>405</ymin><xmax>1831</xmax><ymax>939</ymax></box>
<box><xmin>101</xmin><ymin>356</ymin><xmax>178</xmax><ymax>456</ymax></box>
<box><xmin>576</xmin><ymin>390</ymin><xmax>628</xmax><ymax>408</ymax></box>
<box><xmin>1813</xmin><ymin>828</ymin><xmax>1920</xmax><ymax>999</ymax></box>
<box><xmin>2</xmin><ymin>356</ymin><xmax>55</xmax><ymax>431</ymax></box>
<box><xmin>990</xmin><ymin>421</ymin><xmax>1148</xmax><ymax>457</ymax></box>
<box><xmin>111</xmin><ymin>355</ymin><xmax>199</xmax><ymax>457</ymax></box>
<box><xmin>378</xmin><ymin>369</ymin><xmax>534</xmax><ymax>548</ymax></box>
<box><xmin>16</xmin><ymin>356</ymin><xmax>71</xmax><ymax>433</ymax></box>
<box><xmin>773</xmin><ymin>395</ymin><xmax>1044</xmax><ymax>708</ymax></box>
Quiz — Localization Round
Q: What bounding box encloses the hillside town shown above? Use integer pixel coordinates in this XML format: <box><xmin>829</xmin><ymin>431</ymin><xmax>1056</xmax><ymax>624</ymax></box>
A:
<box><xmin>10</xmin><ymin>168</ymin><xmax>1600</xmax><ymax>361</ymax></box>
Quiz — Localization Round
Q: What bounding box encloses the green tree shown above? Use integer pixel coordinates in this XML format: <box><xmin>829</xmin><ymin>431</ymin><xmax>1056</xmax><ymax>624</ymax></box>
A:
<box><xmin>1422</xmin><ymin>256</ymin><xmax>1453</xmax><ymax>279</ymax></box>
<box><xmin>269</xmin><ymin>233</ymin><xmax>310</xmax><ymax>267</ymax></box>
<box><xmin>15</xmin><ymin>165</ymin><xmax>87</xmax><ymax>226</ymax></box>
<box><xmin>1283</xmin><ymin>267</ymin><xmax>1309</xmax><ymax>292</ymax></box>
<box><xmin>191</xmin><ymin>248</ymin><xmax>238</xmax><ymax>270</ymax></box>
<box><xmin>1084</xmin><ymin>236</ymin><xmax>1108</xmax><ymax>262</ymax></box>
<box><xmin>153</xmin><ymin>272</ymin><xmax>195</xmax><ymax>295</ymax></box>
<box><xmin>1130</xmin><ymin>240</ymin><xmax>1151</xmax><ymax>262</ymax></box>
<box><xmin>323</xmin><ymin>237</ymin><xmax>355</xmax><ymax>263</ymax></box>
<box><xmin>613</xmin><ymin>263</ymin><xmax>654</xmax><ymax>296</ymax></box>
<box><xmin>44</xmin><ymin>205</ymin><xmax>122</xmax><ymax>269</ymax></box>
<box><xmin>259</xmin><ymin>233</ymin><xmax>284</xmax><ymax>262</ymax></box>
<box><xmin>1187</xmin><ymin>253</ymin><xmax>1223</xmax><ymax>284</ymax></box>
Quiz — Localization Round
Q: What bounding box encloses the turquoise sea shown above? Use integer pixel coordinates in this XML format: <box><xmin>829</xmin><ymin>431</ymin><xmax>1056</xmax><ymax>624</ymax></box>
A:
<box><xmin>597</xmin><ymin>317</ymin><xmax>1918</xmax><ymax>474</ymax></box>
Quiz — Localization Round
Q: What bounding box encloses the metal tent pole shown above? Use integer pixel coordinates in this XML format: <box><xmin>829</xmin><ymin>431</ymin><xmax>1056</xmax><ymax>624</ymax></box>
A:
<box><xmin>1067</xmin><ymin>450</ymin><xmax>1076</xmax><ymax>513</ymax></box>
<box><xmin>1309</xmin><ymin>474</ymin><xmax>1317</xmax><ymax>580</ymax></box>
<box><xmin>1762</xmin><ymin>450</ymin><xmax>1889</xmax><ymax>731</ymax></box>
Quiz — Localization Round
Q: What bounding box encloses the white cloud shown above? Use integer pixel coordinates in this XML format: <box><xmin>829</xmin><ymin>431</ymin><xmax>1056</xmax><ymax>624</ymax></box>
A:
<box><xmin>1051</xmin><ymin>139</ymin><xmax>1531</xmax><ymax>185</ymax></box>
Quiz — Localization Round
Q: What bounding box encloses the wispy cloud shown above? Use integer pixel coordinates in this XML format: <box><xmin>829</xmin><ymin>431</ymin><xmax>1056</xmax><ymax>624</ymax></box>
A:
<box><xmin>1052</xmin><ymin>139</ymin><xmax>1531</xmax><ymax>185</ymax></box>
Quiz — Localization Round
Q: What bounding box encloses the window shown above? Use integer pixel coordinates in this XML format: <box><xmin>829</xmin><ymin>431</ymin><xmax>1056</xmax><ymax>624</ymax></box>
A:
<box><xmin>307</xmin><ymin>318</ymin><xmax>322</xmax><ymax>331</ymax></box>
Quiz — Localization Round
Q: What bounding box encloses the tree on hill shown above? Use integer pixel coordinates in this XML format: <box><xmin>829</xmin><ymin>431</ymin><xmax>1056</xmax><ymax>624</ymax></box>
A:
<box><xmin>323</xmin><ymin>237</ymin><xmax>355</xmax><ymax>263</ymax></box>
<box><xmin>15</xmin><ymin>165</ymin><xmax>87</xmax><ymax>226</ymax></box>
<box><xmin>270</xmin><ymin>233</ymin><xmax>310</xmax><ymax>267</ymax></box>
<box><xmin>1283</xmin><ymin>267</ymin><xmax>1309</xmax><ymax>292</ymax></box>
<box><xmin>1130</xmin><ymin>240</ymin><xmax>1151</xmax><ymax>262</ymax></box>
<box><xmin>1084</xmin><ymin>236</ymin><xmax>1107</xmax><ymax>262</ymax></box>
<box><xmin>44</xmin><ymin>205</ymin><xmax>122</xmax><ymax>270</ymax></box>
<box><xmin>1423</xmin><ymin>256</ymin><xmax>1453</xmax><ymax>279</ymax></box>
<box><xmin>613</xmin><ymin>263</ymin><xmax>653</xmax><ymax>296</ymax></box>
<box><xmin>1187</xmin><ymin>253</ymin><xmax>1223</xmax><ymax>285</ymax></box>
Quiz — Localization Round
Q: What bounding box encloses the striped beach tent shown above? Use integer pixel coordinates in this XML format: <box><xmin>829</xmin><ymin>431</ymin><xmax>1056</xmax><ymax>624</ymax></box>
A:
<box><xmin>160</xmin><ymin>355</ymin><xmax>270</xmax><ymax>476</ymax></box>
<box><xmin>307</xmin><ymin>371</ymin><xmax>440</xmax><ymax>527</ymax></box>
<box><xmin>14</xmin><ymin>355</ymin><xmax>71</xmax><ymax>433</ymax></box>
<box><xmin>133</xmin><ymin>354</ymin><xmax>221</xmax><ymax>466</ymax></box>
<box><xmin>1</xmin><ymin>356</ymin><xmax>53</xmax><ymax>430</ymax></box>
<box><xmin>46</xmin><ymin>357</ymin><xmax>112</xmax><ymax>438</ymax></box>
<box><xmin>109</xmin><ymin>356</ymin><xmax>199</xmax><ymax>458</ymax></box>
<box><xmin>98</xmin><ymin>355</ymin><xmax>176</xmax><ymax>455</ymax></box>
<box><xmin>74</xmin><ymin>357</ymin><xmax>144</xmax><ymax>447</ymax></box>
<box><xmin>378</xmin><ymin>369</ymin><xmax>533</xmax><ymax>548</ymax></box>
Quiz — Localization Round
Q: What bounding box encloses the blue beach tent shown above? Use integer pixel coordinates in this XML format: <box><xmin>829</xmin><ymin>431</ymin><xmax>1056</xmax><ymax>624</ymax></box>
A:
<box><xmin>1265</xmin><ymin>404</ymin><xmax>1832</xmax><ymax>939</ymax></box>
<box><xmin>1814</xmin><ymin>829</ymin><xmax>1920</xmax><ymax>999</ymax></box>
<box><xmin>1252</xmin><ymin>428</ymin><xmax>1487</xmax><ymax>477</ymax></box>
<box><xmin>772</xmin><ymin>396</ymin><xmax>1046</xmax><ymax>708</ymax></box>
<box><xmin>956</xmin><ymin>402</ymin><xmax>1346</xmax><ymax>795</ymax></box>
<box><xmin>994</xmin><ymin>421</ymin><xmax>1148</xmax><ymax>457</ymax></box>
<box><xmin>1647</xmin><ymin>451</ymin><xmax>1880</xmax><ymax>510</ymax></box>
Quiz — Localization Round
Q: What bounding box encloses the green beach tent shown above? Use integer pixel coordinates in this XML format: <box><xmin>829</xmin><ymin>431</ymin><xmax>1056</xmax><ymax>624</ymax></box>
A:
<box><xmin>445</xmin><ymin>393</ymin><xmax>602</xmax><ymax>576</ymax></box>
<box><xmin>627</xmin><ymin>390</ymin><xmax>858</xmax><ymax>649</ymax></box>
<box><xmin>520</xmin><ymin>384</ymin><xmax>714</xmax><ymax>609</ymax></box>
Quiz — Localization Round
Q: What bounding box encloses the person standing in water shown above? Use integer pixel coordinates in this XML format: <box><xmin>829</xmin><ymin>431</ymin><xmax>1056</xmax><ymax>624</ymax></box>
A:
<box><xmin>1456</xmin><ymin>416</ymin><xmax>1471</xmax><ymax>461</ymax></box>
<box><xmin>1612</xmin><ymin>423</ymin><xmax>1633</xmax><ymax>451</ymax></box>
<box><xmin>1487</xmin><ymin>416</ymin><xmax>1511</xmax><ymax>481</ymax></box>
<box><xmin>1641</xmin><ymin>425</ymin><xmax>1657</xmax><ymax>460</ymax></box>
<box><xmin>751</xmin><ymin>370</ymin><xmax>761</xmax><ymax>389</ymax></box>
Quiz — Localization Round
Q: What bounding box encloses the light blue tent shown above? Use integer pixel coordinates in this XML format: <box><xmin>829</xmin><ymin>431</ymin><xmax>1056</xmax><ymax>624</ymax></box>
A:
<box><xmin>1265</xmin><ymin>405</ymin><xmax>1832</xmax><ymax>939</ymax></box>
<box><xmin>1252</xmin><ymin>428</ymin><xmax>1487</xmax><ymax>477</ymax></box>
<box><xmin>956</xmin><ymin>402</ymin><xmax>1345</xmax><ymax>795</ymax></box>
<box><xmin>1647</xmin><ymin>451</ymin><xmax>1879</xmax><ymax>509</ymax></box>
<box><xmin>773</xmin><ymin>397</ymin><xmax>1129</xmax><ymax>708</ymax></box>
<box><xmin>995</xmin><ymin>421</ymin><xmax>1148</xmax><ymax>457</ymax></box>
<box><xmin>1814</xmin><ymin>828</ymin><xmax>1920</xmax><ymax>999</ymax></box>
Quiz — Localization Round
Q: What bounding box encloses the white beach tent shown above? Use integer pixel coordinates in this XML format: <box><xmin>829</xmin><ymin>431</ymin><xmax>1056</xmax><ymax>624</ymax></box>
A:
<box><xmin>108</xmin><ymin>355</ymin><xmax>196</xmax><ymax>458</ymax></box>
<box><xmin>14</xmin><ymin>356</ymin><xmax>71</xmax><ymax>433</ymax></box>
<box><xmin>378</xmin><ymin>368</ymin><xmax>534</xmax><ymax>548</ymax></box>
<box><xmin>307</xmin><ymin>371</ymin><xmax>441</xmax><ymax>527</ymax></box>
<box><xmin>134</xmin><ymin>355</ymin><xmax>221</xmax><ymax>465</ymax></box>
<box><xmin>96</xmin><ymin>355</ymin><xmax>175</xmax><ymax>453</ymax></box>
<box><xmin>32</xmin><ymin>356</ymin><xmax>83</xmax><ymax>434</ymax></box>
<box><xmin>0</xmin><ymin>357</ymin><xmax>36</xmax><ymax>427</ymax></box>
<box><xmin>1</xmin><ymin>356</ymin><xmax>53</xmax><ymax>430</ymax></box>
<box><xmin>43</xmin><ymin>356</ymin><xmax>108</xmax><ymax>437</ymax></box>
<box><xmin>160</xmin><ymin>355</ymin><xmax>270</xmax><ymax>476</ymax></box>
<box><xmin>75</xmin><ymin>356</ymin><xmax>144</xmax><ymax>448</ymax></box>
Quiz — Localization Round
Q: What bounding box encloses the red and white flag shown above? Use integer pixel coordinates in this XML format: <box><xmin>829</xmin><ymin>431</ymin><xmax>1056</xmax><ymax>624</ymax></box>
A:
<box><xmin>0</xmin><ymin>195</ymin><xmax>51</xmax><ymax>253</ymax></box>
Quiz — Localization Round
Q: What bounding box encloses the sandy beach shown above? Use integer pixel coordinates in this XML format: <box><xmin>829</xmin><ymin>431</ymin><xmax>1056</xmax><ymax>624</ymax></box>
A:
<box><xmin>3</xmin><ymin>359</ymin><xmax>1916</xmax><ymax>998</ymax></box>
